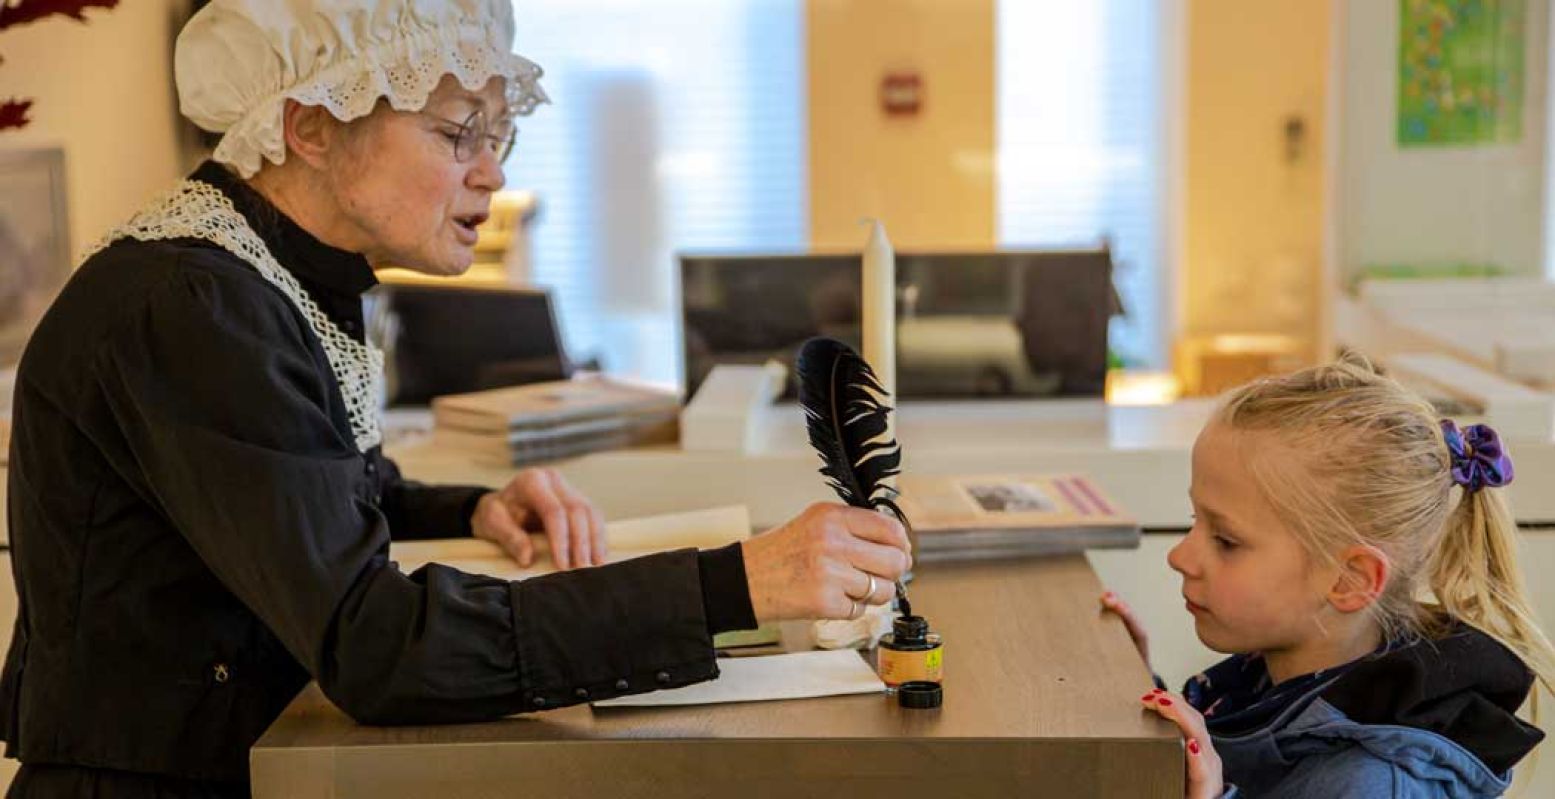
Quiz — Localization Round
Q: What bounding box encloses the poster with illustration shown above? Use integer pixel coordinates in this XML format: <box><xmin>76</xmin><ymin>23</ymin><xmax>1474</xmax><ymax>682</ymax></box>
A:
<box><xmin>1398</xmin><ymin>0</ymin><xmax>1525</xmax><ymax>146</ymax></box>
<box><xmin>0</xmin><ymin>148</ymin><xmax>70</xmax><ymax>367</ymax></box>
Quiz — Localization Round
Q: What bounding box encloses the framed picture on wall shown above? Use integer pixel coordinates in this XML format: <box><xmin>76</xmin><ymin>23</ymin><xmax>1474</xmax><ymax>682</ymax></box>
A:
<box><xmin>1398</xmin><ymin>0</ymin><xmax>1526</xmax><ymax>146</ymax></box>
<box><xmin>0</xmin><ymin>147</ymin><xmax>71</xmax><ymax>367</ymax></box>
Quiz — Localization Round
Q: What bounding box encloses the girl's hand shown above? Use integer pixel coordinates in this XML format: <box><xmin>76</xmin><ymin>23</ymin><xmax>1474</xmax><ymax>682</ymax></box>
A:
<box><xmin>1100</xmin><ymin>590</ymin><xmax>1151</xmax><ymax>665</ymax></box>
<box><xmin>1140</xmin><ymin>689</ymin><xmax>1225</xmax><ymax>799</ymax></box>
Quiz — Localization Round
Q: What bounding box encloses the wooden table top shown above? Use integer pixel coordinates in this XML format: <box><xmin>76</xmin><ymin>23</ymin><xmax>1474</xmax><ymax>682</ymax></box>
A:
<box><xmin>253</xmin><ymin>554</ymin><xmax>1183</xmax><ymax>798</ymax></box>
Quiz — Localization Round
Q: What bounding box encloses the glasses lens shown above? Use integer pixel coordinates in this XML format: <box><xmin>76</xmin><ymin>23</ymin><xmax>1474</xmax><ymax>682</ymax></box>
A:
<box><xmin>496</xmin><ymin>125</ymin><xmax>518</xmax><ymax>164</ymax></box>
<box><xmin>455</xmin><ymin>109</ymin><xmax>485</xmax><ymax>162</ymax></box>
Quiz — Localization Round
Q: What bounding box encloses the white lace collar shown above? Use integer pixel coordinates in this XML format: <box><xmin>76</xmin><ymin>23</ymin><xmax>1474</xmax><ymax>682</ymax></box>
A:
<box><xmin>86</xmin><ymin>179</ymin><xmax>384</xmax><ymax>453</ymax></box>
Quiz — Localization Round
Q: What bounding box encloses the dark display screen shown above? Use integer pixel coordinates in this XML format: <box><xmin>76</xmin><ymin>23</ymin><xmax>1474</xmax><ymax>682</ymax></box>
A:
<box><xmin>680</xmin><ymin>250</ymin><xmax>1118</xmax><ymax>401</ymax></box>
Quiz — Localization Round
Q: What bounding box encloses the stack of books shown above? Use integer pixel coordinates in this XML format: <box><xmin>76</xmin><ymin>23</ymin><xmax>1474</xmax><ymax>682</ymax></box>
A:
<box><xmin>895</xmin><ymin>473</ymin><xmax>1139</xmax><ymax>561</ymax></box>
<box><xmin>431</xmin><ymin>376</ymin><xmax>681</xmax><ymax>466</ymax></box>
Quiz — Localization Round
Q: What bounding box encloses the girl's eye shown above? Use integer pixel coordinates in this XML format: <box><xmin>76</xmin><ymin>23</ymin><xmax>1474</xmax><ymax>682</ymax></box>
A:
<box><xmin>1213</xmin><ymin>535</ymin><xmax>1239</xmax><ymax>551</ymax></box>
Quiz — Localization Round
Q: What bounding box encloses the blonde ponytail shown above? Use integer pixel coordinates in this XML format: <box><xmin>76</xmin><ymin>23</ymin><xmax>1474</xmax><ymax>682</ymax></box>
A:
<box><xmin>1428</xmin><ymin>485</ymin><xmax>1555</xmax><ymax>693</ymax></box>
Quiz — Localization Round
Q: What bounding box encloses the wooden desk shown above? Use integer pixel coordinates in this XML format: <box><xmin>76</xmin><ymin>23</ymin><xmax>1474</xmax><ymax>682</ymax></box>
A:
<box><xmin>252</xmin><ymin>555</ymin><xmax>1183</xmax><ymax>798</ymax></box>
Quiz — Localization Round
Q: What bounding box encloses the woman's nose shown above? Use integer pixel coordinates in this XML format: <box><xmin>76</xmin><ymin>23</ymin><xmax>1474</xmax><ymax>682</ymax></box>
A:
<box><xmin>467</xmin><ymin>149</ymin><xmax>506</xmax><ymax>192</ymax></box>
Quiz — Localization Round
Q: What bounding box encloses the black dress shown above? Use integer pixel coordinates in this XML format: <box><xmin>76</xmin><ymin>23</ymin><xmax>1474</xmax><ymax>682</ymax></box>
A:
<box><xmin>0</xmin><ymin>162</ymin><xmax>755</xmax><ymax>797</ymax></box>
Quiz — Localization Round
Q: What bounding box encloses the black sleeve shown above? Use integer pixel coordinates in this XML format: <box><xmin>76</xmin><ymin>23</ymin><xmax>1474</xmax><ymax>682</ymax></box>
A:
<box><xmin>93</xmin><ymin>263</ymin><xmax>719</xmax><ymax>724</ymax></box>
<box><xmin>698</xmin><ymin>543</ymin><xmax>758</xmax><ymax>634</ymax></box>
<box><xmin>372</xmin><ymin>440</ymin><xmax>758</xmax><ymax>633</ymax></box>
<box><xmin>370</xmin><ymin>450</ymin><xmax>489</xmax><ymax>541</ymax></box>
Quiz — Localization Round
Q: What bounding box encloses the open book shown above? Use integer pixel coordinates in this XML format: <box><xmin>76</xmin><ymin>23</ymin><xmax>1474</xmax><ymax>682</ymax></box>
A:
<box><xmin>391</xmin><ymin>505</ymin><xmax>751</xmax><ymax>581</ymax></box>
<box><xmin>896</xmin><ymin>473</ymin><xmax>1139</xmax><ymax>560</ymax></box>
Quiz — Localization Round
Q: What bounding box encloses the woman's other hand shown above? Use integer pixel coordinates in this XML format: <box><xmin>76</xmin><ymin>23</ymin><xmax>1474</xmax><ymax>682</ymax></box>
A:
<box><xmin>472</xmin><ymin>468</ymin><xmax>606</xmax><ymax>570</ymax></box>
<box><xmin>1101</xmin><ymin>590</ymin><xmax>1151</xmax><ymax>666</ymax></box>
<box><xmin>740</xmin><ymin>503</ymin><xmax>912</xmax><ymax>621</ymax></box>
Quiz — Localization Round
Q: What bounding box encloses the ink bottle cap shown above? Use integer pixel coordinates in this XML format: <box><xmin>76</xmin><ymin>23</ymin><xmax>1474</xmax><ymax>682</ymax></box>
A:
<box><xmin>897</xmin><ymin>680</ymin><xmax>942</xmax><ymax>709</ymax></box>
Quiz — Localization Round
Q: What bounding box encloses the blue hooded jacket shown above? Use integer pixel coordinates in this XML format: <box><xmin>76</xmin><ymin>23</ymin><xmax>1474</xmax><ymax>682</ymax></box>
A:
<box><xmin>1185</xmin><ymin>623</ymin><xmax>1543</xmax><ymax>798</ymax></box>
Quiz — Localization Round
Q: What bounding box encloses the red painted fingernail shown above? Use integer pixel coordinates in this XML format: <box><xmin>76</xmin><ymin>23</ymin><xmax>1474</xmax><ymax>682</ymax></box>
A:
<box><xmin>1188</xmin><ymin>739</ymin><xmax>1201</xmax><ymax>755</ymax></box>
<box><xmin>1151</xmin><ymin>688</ymin><xmax>1164</xmax><ymax>694</ymax></box>
<box><xmin>1140</xmin><ymin>692</ymin><xmax>1156</xmax><ymax>702</ymax></box>
<box><xmin>1158</xmin><ymin>698</ymin><xmax>1173</xmax><ymax>706</ymax></box>
<box><xmin>1103</xmin><ymin>591</ymin><xmax>1115</xmax><ymax>599</ymax></box>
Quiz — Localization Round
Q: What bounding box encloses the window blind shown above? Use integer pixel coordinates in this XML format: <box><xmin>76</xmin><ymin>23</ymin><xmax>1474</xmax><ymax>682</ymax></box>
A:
<box><xmin>504</xmin><ymin>0</ymin><xmax>807</xmax><ymax>385</ymax></box>
<box><xmin>996</xmin><ymin>0</ymin><xmax>1169</xmax><ymax>366</ymax></box>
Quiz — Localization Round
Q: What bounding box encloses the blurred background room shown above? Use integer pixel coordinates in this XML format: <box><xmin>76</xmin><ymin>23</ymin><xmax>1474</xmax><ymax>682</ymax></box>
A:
<box><xmin>5</xmin><ymin>0</ymin><xmax>1555</xmax><ymax>795</ymax></box>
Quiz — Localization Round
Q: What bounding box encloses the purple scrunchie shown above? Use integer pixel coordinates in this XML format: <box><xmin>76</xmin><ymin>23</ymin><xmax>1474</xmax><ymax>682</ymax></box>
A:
<box><xmin>1440</xmin><ymin>420</ymin><xmax>1514</xmax><ymax>492</ymax></box>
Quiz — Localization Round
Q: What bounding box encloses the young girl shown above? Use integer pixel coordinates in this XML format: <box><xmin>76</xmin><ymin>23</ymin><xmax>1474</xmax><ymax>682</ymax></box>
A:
<box><xmin>1103</xmin><ymin>356</ymin><xmax>1555</xmax><ymax>799</ymax></box>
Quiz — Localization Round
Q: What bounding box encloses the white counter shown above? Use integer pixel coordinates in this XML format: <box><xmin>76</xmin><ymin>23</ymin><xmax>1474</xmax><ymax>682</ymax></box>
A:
<box><xmin>389</xmin><ymin>398</ymin><xmax>1555</xmax><ymax>528</ymax></box>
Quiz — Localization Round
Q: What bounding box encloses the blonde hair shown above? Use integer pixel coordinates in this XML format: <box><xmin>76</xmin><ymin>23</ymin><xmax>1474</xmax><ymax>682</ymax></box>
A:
<box><xmin>1216</xmin><ymin>353</ymin><xmax>1555</xmax><ymax>693</ymax></box>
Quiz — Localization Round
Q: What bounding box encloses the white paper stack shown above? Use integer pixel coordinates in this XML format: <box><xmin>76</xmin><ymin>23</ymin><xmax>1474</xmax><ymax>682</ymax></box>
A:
<box><xmin>592</xmin><ymin>650</ymin><xmax>885</xmax><ymax>708</ymax></box>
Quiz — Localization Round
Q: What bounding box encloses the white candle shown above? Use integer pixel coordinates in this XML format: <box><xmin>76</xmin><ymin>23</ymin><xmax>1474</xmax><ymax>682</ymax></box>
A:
<box><xmin>862</xmin><ymin>221</ymin><xmax>903</xmax><ymax>575</ymax></box>
<box><xmin>861</xmin><ymin>219</ymin><xmax>896</xmax><ymax>397</ymax></box>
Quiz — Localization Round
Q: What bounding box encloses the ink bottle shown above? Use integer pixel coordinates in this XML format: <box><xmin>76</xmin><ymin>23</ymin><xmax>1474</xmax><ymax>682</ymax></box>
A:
<box><xmin>877</xmin><ymin>615</ymin><xmax>943</xmax><ymax>688</ymax></box>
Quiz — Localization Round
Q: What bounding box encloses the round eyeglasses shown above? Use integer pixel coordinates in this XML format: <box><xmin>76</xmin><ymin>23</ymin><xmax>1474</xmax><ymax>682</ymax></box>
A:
<box><xmin>423</xmin><ymin>108</ymin><xmax>518</xmax><ymax>164</ymax></box>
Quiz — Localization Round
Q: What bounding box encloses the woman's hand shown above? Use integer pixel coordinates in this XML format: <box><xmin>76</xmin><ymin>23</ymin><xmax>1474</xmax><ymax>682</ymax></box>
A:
<box><xmin>471</xmin><ymin>468</ymin><xmax>606</xmax><ymax>570</ymax></box>
<box><xmin>1100</xmin><ymin>590</ymin><xmax>1151</xmax><ymax>666</ymax></box>
<box><xmin>1141</xmin><ymin>689</ymin><xmax>1226</xmax><ymax>799</ymax></box>
<box><xmin>740</xmin><ymin>503</ymin><xmax>912</xmax><ymax>621</ymax></box>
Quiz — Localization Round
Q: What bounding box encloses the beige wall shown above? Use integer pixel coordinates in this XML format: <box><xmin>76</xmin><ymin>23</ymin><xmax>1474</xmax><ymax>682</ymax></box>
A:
<box><xmin>1182</xmin><ymin>0</ymin><xmax>1330</xmax><ymax>353</ymax></box>
<box><xmin>0</xmin><ymin>0</ymin><xmax>183</xmax><ymax>264</ymax></box>
<box><xmin>1335</xmin><ymin>0</ymin><xmax>1550</xmax><ymax>280</ymax></box>
<box><xmin>807</xmin><ymin>0</ymin><xmax>995</xmax><ymax>250</ymax></box>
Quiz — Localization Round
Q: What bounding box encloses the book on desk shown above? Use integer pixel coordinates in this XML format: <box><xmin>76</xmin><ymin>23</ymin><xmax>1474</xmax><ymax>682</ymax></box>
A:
<box><xmin>431</xmin><ymin>375</ymin><xmax>680</xmax><ymax>466</ymax></box>
<box><xmin>896</xmin><ymin>473</ymin><xmax>1140</xmax><ymax>561</ymax></box>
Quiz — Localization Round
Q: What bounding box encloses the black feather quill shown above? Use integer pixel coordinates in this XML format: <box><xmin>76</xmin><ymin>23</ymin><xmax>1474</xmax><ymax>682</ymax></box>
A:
<box><xmin>796</xmin><ymin>337</ymin><xmax>913</xmax><ymax>616</ymax></box>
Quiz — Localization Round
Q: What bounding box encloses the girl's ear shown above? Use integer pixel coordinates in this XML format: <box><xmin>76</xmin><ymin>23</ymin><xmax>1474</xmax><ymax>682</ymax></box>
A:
<box><xmin>1328</xmin><ymin>544</ymin><xmax>1390</xmax><ymax>613</ymax></box>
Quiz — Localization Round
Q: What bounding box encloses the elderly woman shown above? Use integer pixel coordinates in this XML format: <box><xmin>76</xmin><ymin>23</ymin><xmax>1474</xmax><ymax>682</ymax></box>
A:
<box><xmin>0</xmin><ymin>1</ymin><xmax>909</xmax><ymax>795</ymax></box>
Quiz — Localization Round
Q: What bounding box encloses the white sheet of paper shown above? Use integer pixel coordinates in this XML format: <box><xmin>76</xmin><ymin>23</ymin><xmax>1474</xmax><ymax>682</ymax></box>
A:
<box><xmin>593</xmin><ymin>650</ymin><xmax>885</xmax><ymax>708</ymax></box>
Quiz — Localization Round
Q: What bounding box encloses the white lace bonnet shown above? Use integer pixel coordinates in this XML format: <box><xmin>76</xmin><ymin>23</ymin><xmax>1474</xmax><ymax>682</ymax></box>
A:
<box><xmin>175</xmin><ymin>0</ymin><xmax>550</xmax><ymax>178</ymax></box>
